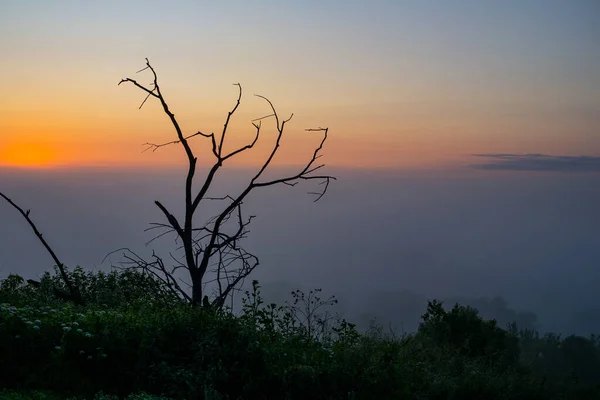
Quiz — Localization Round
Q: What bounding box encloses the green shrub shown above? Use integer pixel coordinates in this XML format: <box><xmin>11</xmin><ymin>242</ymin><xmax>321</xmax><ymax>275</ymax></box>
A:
<box><xmin>418</xmin><ymin>300</ymin><xmax>520</xmax><ymax>368</ymax></box>
<box><xmin>1</xmin><ymin>269</ymin><xmax>599</xmax><ymax>400</ymax></box>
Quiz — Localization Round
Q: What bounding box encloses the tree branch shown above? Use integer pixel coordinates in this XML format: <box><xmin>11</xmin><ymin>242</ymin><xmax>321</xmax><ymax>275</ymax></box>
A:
<box><xmin>118</xmin><ymin>58</ymin><xmax>336</xmax><ymax>308</ymax></box>
<box><xmin>0</xmin><ymin>191</ymin><xmax>83</xmax><ymax>305</ymax></box>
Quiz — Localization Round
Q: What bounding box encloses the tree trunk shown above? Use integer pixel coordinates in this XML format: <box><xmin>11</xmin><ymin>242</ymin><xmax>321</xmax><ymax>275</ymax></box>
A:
<box><xmin>191</xmin><ymin>269</ymin><xmax>203</xmax><ymax>307</ymax></box>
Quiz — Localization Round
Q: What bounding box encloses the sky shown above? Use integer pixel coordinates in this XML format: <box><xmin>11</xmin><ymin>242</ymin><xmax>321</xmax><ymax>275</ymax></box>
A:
<box><xmin>1</xmin><ymin>0</ymin><xmax>599</xmax><ymax>169</ymax></box>
<box><xmin>1</xmin><ymin>1</ymin><xmax>600</xmax><ymax>335</ymax></box>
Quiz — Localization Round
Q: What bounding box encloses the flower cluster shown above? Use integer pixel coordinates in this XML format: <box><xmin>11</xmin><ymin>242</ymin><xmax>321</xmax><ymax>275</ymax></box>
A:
<box><xmin>1</xmin><ymin>302</ymin><xmax>106</xmax><ymax>357</ymax></box>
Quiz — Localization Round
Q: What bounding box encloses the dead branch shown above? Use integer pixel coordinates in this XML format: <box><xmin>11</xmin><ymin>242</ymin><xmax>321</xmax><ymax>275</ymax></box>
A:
<box><xmin>0</xmin><ymin>191</ymin><xmax>83</xmax><ymax>305</ymax></box>
<box><xmin>102</xmin><ymin>247</ymin><xmax>191</xmax><ymax>304</ymax></box>
<box><xmin>116</xmin><ymin>58</ymin><xmax>335</xmax><ymax>308</ymax></box>
<box><xmin>143</xmin><ymin>131</ymin><xmax>207</xmax><ymax>153</ymax></box>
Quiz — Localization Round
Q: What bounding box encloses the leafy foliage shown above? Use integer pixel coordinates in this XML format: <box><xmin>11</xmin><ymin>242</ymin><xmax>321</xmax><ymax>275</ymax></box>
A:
<box><xmin>1</xmin><ymin>269</ymin><xmax>599</xmax><ymax>399</ymax></box>
<box><xmin>418</xmin><ymin>300</ymin><xmax>520</xmax><ymax>368</ymax></box>
<box><xmin>1</xmin><ymin>266</ymin><xmax>183</xmax><ymax>311</ymax></box>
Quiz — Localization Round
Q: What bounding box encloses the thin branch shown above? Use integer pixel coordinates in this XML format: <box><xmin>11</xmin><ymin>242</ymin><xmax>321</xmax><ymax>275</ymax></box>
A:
<box><xmin>104</xmin><ymin>247</ymin><xmax>192</xmax><ymax>303</ymax></box>
<box><xmin>0</xmin><ymin>191</ymin><xmax>83</xmax><ymax>305</ymax></box>
<box><xmin>218</xmin><ymin>83</ymin><xmax>242</xmax><ymax>156</ymax></box>
<box><xmin>142</xmin><ymin>131</ymin><xmax>209</xmax><ymax>153</ymax></box>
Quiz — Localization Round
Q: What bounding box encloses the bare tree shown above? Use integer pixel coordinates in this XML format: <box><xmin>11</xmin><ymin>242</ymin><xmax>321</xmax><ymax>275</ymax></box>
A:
<box><xmin>114</xmin><ymin>58</ymin><xmax>335</xmax><ymax>308</ymax></box>
<box><xmin>0</xmin><ymin>192</ymin><xmax>84</xmax><ymax>305</ymax></box>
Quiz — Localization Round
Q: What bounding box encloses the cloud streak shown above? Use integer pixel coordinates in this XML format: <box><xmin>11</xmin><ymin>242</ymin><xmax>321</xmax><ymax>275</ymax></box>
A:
<box><xmin>470</xmin><ymin>154</ymin><xmax>600</xmax><ymax>172</ymax></box>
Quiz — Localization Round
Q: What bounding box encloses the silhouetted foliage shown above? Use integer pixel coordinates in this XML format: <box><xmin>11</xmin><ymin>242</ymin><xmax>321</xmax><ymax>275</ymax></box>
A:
<box><xmin>1</xmin><ymin>269</ymin><xmax>599</xmax><ymax>399</ymax></box>
<box><xmin>418</xmin><ymin>300</ymin><xmax>521</xmax><ymax>369</ymax></box>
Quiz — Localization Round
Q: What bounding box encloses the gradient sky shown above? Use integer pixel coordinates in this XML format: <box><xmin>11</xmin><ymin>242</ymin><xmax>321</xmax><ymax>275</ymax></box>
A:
<box><xmin>1</xmin><ymin>0</ymin><xmax>599</xmax><ymax>169</ymax></box>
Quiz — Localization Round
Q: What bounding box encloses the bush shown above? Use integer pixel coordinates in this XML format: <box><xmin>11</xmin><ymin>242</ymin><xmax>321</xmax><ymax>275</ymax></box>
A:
<box><xmin>1</xmin><ymin>269</ymin><xmax>599</xmax><ymax>400</ymax></box>
<box><xmin>418</xmin><ymin>300</ymin><xmax>521</xmax><ymax>368</ymax></box>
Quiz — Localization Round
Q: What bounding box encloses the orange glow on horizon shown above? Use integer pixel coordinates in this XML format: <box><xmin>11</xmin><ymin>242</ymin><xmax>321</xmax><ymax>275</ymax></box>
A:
<box><xmin>0</xmin><ymin>132</ymin><xmax>461</xmax><ymax>171</ymax></box>
<box><xmin>0</xmin><ymin>107</ymin><xmax>468</xmax><ymax>170</ymax></box>
<box><xmin>0</xmin><ymin>141</ymin><xmax>62</xmax><ymax>169</ymax></box>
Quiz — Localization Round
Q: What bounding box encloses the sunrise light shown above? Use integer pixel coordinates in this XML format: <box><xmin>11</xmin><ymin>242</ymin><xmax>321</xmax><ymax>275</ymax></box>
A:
<box><xmin>0</xmin><ymin>141</ymin><xmax>60</xmax><ymax>169</ymax></box>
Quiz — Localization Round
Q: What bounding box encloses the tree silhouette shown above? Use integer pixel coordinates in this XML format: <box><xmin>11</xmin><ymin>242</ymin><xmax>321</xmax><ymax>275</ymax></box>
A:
<box><xmin>113</xmin><ymin>58</ymin><xmax>335</xmax><ymax>308</ymax></box>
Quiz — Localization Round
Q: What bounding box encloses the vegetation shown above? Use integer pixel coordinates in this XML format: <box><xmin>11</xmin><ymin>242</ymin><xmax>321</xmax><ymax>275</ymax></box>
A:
<box><xmin>1</xmin><ymin>267</ymin><xmax>599</xmax><ymax>399</ymax></box>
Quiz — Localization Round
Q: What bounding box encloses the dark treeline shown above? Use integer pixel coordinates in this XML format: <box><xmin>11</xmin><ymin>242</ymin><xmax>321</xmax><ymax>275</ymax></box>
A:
<box><xmin>255</xmin><ymin>281</ymin><xmax>600</xmax><ymax>337</ymax></box>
